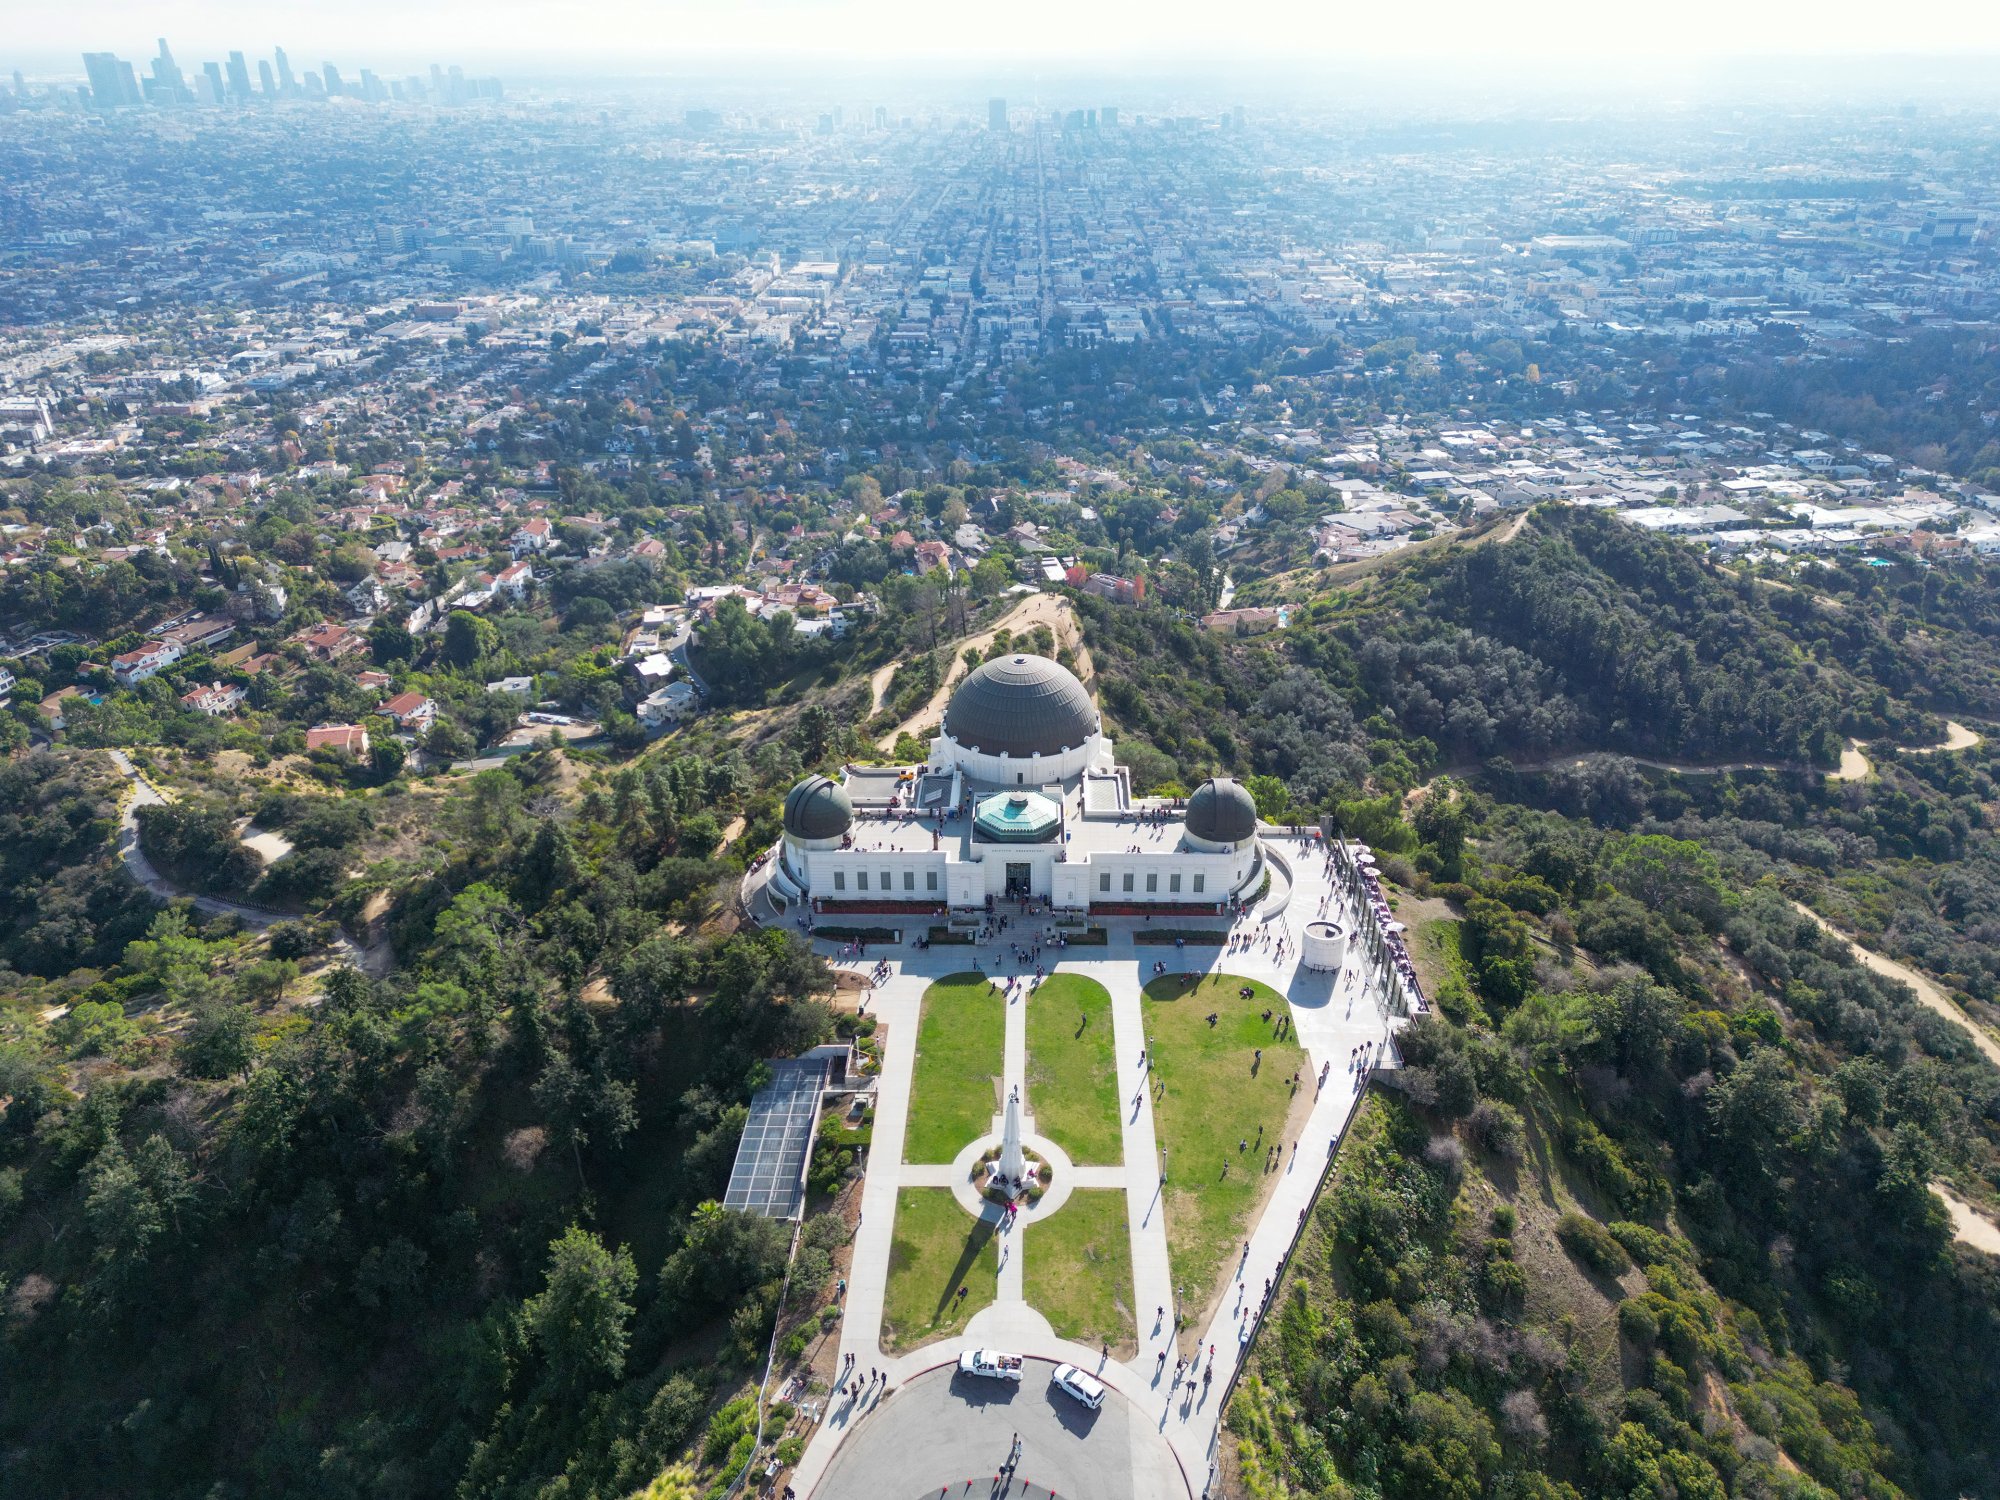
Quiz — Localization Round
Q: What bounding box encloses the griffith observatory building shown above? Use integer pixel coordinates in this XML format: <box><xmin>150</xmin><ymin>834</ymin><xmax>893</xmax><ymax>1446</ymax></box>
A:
<box><xmin>763</xmin><ymin>653</ymin><xmax>1267</xmax><ymax>917</ymax></box>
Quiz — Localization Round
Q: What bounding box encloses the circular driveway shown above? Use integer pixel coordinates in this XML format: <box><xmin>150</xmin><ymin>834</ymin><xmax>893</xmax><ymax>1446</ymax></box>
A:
<box><xmin>811</xmin><ymin>1359</ymin><xmax>1187</xmax><ymax>1500</ymax></box>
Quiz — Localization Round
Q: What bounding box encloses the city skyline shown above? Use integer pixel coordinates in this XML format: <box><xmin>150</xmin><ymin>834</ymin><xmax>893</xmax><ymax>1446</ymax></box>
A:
<box><xmin>10</xmin><ymin>0</ymin><xmax>2000</xmax><ymax>73</ymax></box>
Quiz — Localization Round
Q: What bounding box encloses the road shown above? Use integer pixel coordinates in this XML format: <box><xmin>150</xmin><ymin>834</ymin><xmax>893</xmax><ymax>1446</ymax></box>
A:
<box><xmin>106</xmin><ymin>750</ymin><xmax>367</xmax><ymax>967</ymax></box>
<box><xmin>812</xmin><ymin>1362</ymin><xmax>1163</xmax><ymax>1500</ymax></box>
<box><xmin>1789</xmin><ymin>898</ymin><xmax>2000</xmax><ymax>1073</ymax></box>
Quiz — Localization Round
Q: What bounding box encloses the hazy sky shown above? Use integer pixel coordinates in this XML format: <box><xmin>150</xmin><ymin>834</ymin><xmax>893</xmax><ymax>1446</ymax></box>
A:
<box><xmin>11</xmin><ymin>0</ymin><xmax>2000</xmax><ymax>72</ymax></box>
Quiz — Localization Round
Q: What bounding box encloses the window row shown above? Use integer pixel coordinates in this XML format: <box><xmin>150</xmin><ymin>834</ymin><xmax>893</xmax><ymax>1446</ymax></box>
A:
<box><xmin>1096</xmin><ymin>871</ymin><xmax>1204</xmax><ymax>894</ymax></box>
<box><xmin>831</xmin><ymin>869</ymin><xmax>940</xmax><ymax>893</ymax></box>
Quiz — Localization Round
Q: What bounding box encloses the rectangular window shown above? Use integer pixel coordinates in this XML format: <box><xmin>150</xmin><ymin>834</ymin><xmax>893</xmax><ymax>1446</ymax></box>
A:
<box><xmin>903</xmin><ymin>871</ymin><xmax>914</xmax><ymax>891</ymax></box>
<box><xmin>1170</xmin><ymin>873</ymin><xmax>1182</xmax><ymax>893</ymax></box>
<box><xmin>1193</xmin><ymin>874</ymin><xmax>1205</xmax><ymax>893</ymax></box>
<box><xmin>834</xmin><ymin>871</ymin><xmax>846</xmax><ymax>891</ymax></box>
<box><xmin>857</xmin><ymin>872</ymin><xmax>868</xmax><ymax>891</ymax></box>
<box><xmin>926</xmin><ymin>871</ymin><xmax>938</xmax><ymax>891</ymax></box>
<box><xmin>882</xmin><ymin>870</ymin><xmax>892</xmax><ymax>891</ymax></box>
<box><xmin>1122</xmin><ymin>873</ymin><xmax>1134</xmax><ymax>893</ymax></box>
<box><xmin>1099</xmin><ymin>873</ymin><xmax>1110</xmax><ymax>892</ymax></box>
<box><xmin>1146</xmin><ymin>873</ymin><xmax>1158</xmax><ymax>893</ymax></box>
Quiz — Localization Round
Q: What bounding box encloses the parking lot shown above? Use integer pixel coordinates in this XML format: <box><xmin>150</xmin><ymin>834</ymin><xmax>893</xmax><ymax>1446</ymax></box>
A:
<box><xmin>810</xmin><ymin>1358</ymin><xmax>1183</xmax><ymax>1500</ymax></box>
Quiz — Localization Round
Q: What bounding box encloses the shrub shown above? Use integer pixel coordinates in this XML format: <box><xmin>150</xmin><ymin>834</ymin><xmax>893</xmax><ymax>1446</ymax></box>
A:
<box><xmin>1468</xmin><ymin>1099</ymin><xmax>1526</xmax><ymax>1160</ymax></box>
<box><xmin>1556</xmin><ymin>1212</ymin><xmax>1632</xmax><ymax>1277</ymax></box>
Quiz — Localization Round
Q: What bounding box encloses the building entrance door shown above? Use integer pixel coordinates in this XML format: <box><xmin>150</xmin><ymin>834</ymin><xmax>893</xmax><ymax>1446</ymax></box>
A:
<box><xmin>1005</xmin><ymin>862</ymin><xmax>1032</xmax><ymax>897</ymax></box>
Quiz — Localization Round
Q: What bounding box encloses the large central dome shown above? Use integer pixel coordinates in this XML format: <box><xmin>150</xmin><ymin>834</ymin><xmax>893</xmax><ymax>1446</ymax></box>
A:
<box><xmin>944</xmin><ymin>654</ymin><xmax>1098</xmax><ymax>760</ymax></box>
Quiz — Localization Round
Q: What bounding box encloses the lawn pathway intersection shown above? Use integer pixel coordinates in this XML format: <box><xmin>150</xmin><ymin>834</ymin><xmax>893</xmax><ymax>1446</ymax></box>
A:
<box><xmin>782</xmin><ymin>827</ymin><xmax>1410</xmax><ymax>1499</ymax></box>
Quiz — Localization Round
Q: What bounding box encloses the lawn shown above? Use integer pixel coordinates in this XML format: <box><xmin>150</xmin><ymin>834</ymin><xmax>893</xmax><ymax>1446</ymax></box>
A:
<box><xmin>1027</xmin><ymin>1188</ymin><xmax>1137</xmax><ymax>1357</ymax></box>
<box><xmin>1142</xmin><ymin>972</ymin><xmax>1306</xmax><ymax>1310</ymax></box>
<box><xmin>881</xmin><ymin>1188</ymin><xmax>998</xmax><ymax>1352</ymax></box>
<box><xmin>1025</xmin><ymin>972</ymin><xmax>1122</xmax><ymax>1164</ymax></box>
<box><xmin>904</xmin><ymin>972</ymin><xmax>1005</xmax><ymax>1163</ymax></box>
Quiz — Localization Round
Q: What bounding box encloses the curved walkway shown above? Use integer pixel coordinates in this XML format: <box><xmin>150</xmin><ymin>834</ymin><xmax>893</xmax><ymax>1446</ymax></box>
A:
<box><xmin>1789</xmin><ymin>898</ymin><xmax>2000</xmax><ymax>1072</ymax></box>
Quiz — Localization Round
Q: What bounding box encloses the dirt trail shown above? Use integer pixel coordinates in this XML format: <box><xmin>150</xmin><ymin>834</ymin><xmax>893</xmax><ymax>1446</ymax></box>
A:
<box><xmin>1910</xmin><ymin>721</ymin><xmax>1983</xmax><ymax>754</ymax></box>
<box><xmin>868</xmin><ymin>659</ymin><xmax>900</xmax><ymax>713</ymax></box>
<box><xmin>1789</xmin><ymin>898</ymin><xmax>2000</xmax><ymax>1072</ymax></box>
<box><xmin>1933</xmin><ymin>1183</ymin><xmax>2000</xmax><ymax>1255</ymax></box>
<box><xmin>1828</xmin><ymin>721</ymin><xmax>1982</xmax><ymax>781</ymax></box>
<box><xmin>874</xmin><ymin>592</ymin><xmax>1092</xmax><ymax>752</ymax></box>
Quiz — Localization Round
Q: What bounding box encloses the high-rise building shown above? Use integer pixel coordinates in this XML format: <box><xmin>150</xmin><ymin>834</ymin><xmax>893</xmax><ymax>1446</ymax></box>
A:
<box><xmin>201</xmin><ymin>61</ymin><xmax>226</xmax><ymax>105</ymax></box>
<box><xmin>149</xmin><ymin>39</ymin><xmax>188</xmax><ymax>104</ymax></box>
<box><xmin>303</xmin><ymin>70</ymin><xmax>324</xmax><ymax>99</ymax></box>
<box><xmin>258</xmin><ymin>60</ymin><xmax>277</xmax><ymax>97</ymax></box>
<box><xmin>225</xmin><ymin>50</ymin><xmax>252</xmax><ymax>99</ymax></box>
<box><xmin>81</xmin><ymin>52</ymin><xmax>139</xmax><ymax>109</ymax></box>
<box><xmin>322</xmin><ymin>63</ymin><xmax>345</xmax><ymax>97</ymax></box>
<box><xmin>988</xmin><ymin>96</ymin><xmax>1007</xmax><ymax>132</ymax></box>
<box><xmin>873</xmin><ymin>104</ymin><xmax>887</xmax><ymax>130</ymax></box>
<box><xmin>274</xmin><ymin>46</ymin><xmax>296</xmax><ymax>95</ymax></box>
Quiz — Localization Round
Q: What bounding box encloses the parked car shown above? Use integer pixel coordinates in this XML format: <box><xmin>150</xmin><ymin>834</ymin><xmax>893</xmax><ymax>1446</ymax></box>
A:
<box><xmin>958</xmin><ymin>1349</ymin><xmax>1024</xmax><ymax>1382</ymax></box>
<box><xmin>1051</xmin><ymin>1364</ymin><xmax>1105</xmax><ymax>1410</ymax></box>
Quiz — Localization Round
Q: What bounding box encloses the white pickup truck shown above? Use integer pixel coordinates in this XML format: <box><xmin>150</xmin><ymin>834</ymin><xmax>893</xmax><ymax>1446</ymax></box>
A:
<box><xmin>958</xmin><ymin>1349</ymin><xmax>1025</xmax><ymax>1382</ymax></box>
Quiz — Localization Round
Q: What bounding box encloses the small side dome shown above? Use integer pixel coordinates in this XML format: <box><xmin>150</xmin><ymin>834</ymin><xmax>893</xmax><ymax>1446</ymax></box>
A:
<box><xmin>783</xmin><ymin>774</ymin><xmax>853</xmax><ymax>840</ymax></box>
<box><xmin>1185</xmin><ymin>776</ymin><xmax>1257</xmax><ymax>844</ymax></box>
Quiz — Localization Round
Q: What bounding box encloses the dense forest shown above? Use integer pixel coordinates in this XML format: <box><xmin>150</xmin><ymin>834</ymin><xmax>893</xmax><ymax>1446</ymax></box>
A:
<box><xmin>0</xmin><ymin>734</ymin><xmax>854</xmax><ymax>1500</ymax></box>
<box><xmin>1072</xmin><ymin>516</ymin><xmax>2000</xmax><ymax>1499</ymax></box>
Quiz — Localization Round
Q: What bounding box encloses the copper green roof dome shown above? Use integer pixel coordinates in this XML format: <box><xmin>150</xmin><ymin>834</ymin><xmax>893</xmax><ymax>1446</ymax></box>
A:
<box><xmin>944</xmin><ymin>654</ymin><xmax>1098</xmax><ymax>760</ymax></box>
<box><xmin>783</xmin><ymin>774</ymin><xmax>853</xmax><ymax>840</ymax></box>
<box><xmin>1186</xmin><ymin>776</ymin><xmax>1257</xmax><ymax>844</ymax></box>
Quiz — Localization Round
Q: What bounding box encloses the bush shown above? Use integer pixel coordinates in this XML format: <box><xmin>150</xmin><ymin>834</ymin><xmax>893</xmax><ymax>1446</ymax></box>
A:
<box><xmin>1468</xmin><ymin>1099</ymin><xmax>1526</xmax><ymax>1160</ymax></box>
<box><xmin>775</xmin><ymin>1435</ymin><xmax>805</xmax><ymax>1466</ymax></box>
<box><xmin>1556</xmin><ymin>1212</ymin><xmax>1632</xmax><ymax>1277</ymax></box>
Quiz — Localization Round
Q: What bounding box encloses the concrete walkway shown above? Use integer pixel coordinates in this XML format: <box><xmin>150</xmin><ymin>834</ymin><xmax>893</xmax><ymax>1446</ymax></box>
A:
<box><xmin>791</xmin><ymin>837</ymin><xmax>1404</xmax><ymax>1499</ymax></box>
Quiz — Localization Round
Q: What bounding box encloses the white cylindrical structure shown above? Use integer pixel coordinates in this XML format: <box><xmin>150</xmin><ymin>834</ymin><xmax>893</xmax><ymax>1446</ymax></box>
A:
<box><xmin>1302</xmin><ymin>920</ymin><xmax>1348</xmax><ymax>973</ymax></box>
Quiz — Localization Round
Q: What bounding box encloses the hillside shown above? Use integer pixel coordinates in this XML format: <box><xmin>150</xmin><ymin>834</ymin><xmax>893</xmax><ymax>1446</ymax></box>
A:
<box><xmin>1143</xmin><ymin>522</ymin><xmax>2000</xmax><ymax>1500</ymax></box>
<box><xmin>0</xmin><ymin>729</ymin><xmax>858</xmax><ymax>1500</ymax></box>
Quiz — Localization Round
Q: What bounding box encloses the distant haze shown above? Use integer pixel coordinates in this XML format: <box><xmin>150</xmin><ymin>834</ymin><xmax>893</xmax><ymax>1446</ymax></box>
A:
<box><xmin>9</xmin><ymin>0</ymin><xmax>2000</xmax><ymax>79</ymax></box>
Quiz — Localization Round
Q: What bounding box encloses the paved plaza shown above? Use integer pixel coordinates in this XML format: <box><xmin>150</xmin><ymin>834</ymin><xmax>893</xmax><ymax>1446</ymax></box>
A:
<box><xmin>785</xmin><ymin>834</ymin><xmax>1403</xmax><ymax>1500</ymax></box>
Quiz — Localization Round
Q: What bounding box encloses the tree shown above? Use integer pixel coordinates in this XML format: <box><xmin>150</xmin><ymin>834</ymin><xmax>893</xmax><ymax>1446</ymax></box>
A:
<box><xmin>533</xmin><ymin>1050</ymin><xmax>637</xmax><ymax>1185</ymax></box>
<box><xmin>796</xmin><ymin>702</ymin><xmax>837</xmax><ymax>764</ymax></box>
<box><xmin>612</xmin><ymin>935</ymin><xmax>696</xmax><ymax>1036</ymax></box>
<box><xmin>519</xmin><ymin>1224</ymin><xmax>638</xmax><ymax>1396</ymax></box>
<box><xmin>178</xmin><ymin>1000</ymin><xmax>256</xmax><ymax>1079</ymax></box>
<box><xmin>1179</xmin><ymin>530</ymin><xmax>1223</xmax><ymax>613</ymax></box>
<box><xmin>369</xmin><ymin>737</ymin><xmax>406</xmax><ymax>783</ymax></box>
<box><xmin>368</xmin><ymin>620</ymin><xmax>415</xmax><ymax>664</ymax></box>
<box><xmin>1412</xmin><ymin>784</ymin><xmax>1470</xmax><ymax>880</ymax></box>
<box><xmin>442</xmin><ymin>609</ymin><xmax>497</xmax><ymax>669</ymax></box>
<box><xmin>83</xmin><ymin>1134</ymin><xmax>194</xmax><ymax>1295</ymax></box>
